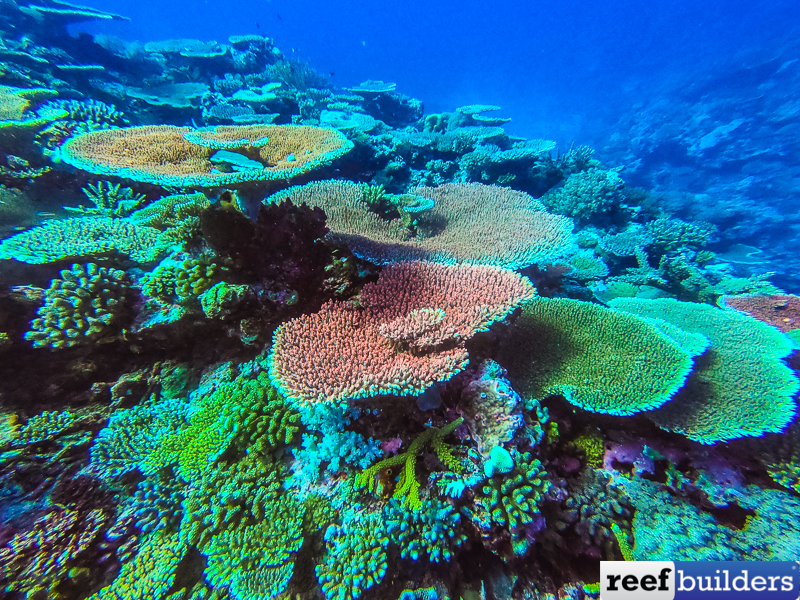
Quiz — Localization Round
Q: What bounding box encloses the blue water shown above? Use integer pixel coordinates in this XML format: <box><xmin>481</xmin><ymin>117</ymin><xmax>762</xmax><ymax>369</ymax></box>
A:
<box><xmin>80</xmin><ymin>0</ymin><xmax>800</xmax><ymax>144</ymax></box>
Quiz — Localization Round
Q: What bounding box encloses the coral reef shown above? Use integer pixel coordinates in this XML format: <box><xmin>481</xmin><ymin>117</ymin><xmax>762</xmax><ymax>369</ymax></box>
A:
<box><xmin>0</xmin><ymin>7</ymin><xmax>797</xmax><ymax>599</ymax></box>
<box><xmin>611</xmin><ymin>298</ymin><xmax>799</xmax><ymax>443</ymax></box>
<box><xmin>270</xmin><ymin>181</ymin><xmax>574</xmax><ymax>268</ymax></box>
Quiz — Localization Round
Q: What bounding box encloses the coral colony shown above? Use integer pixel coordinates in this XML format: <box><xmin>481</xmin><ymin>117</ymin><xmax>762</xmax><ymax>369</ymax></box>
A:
<box><xmin>0</xmin><ymin>1</ymin><xmax>799</xmax><ymax>599</ymax></box>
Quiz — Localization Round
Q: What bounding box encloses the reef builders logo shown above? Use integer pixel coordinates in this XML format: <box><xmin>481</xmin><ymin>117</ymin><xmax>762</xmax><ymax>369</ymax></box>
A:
<box><xmin>600</xmin><ymin>561</ymin><xmax>799</xmax><ymax>600</ymax></box>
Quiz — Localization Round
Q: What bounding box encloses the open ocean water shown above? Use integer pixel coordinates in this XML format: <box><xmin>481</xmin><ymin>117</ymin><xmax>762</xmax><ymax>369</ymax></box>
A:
<box><xmin>0</xmin><ymin>0</ymin><xmax>799</xmax><ymax>598</ymax></box>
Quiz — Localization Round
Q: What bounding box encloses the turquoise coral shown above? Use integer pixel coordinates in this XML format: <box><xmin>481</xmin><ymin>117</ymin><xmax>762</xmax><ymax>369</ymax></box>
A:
<box><xmin>89</xmin><ymin>355</ymin><xmax>305</xmax><ymax>600</ymax></box>
<box><xmin>385</xmin><ymin>494</ymin><xmax>467</xmax><ymax>562</ymax></box>
<box><xmin>316</xmin><ymin>511</ymin><xmax>389</xmax><ymax>600</ymax></box>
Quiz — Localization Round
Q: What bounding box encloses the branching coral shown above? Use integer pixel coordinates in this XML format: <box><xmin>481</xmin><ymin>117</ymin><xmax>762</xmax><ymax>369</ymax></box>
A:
<box><xmin>316</xmin><ymin>511</ymin><xmax>389</xmax><ymax>600</ymax></box>
<box><xmin>356</xmin><ymin>418</ymin><xmax>464</xmax><ymax>511</ymax></box>
<box><xmin>25</xmin><ymin>263</ymin><xmax>131</xmax><ymax>349</ymax></box>
<box><xmin>385</xmin><ymin>494</ymin><xmax>467</xmax><ymax>562</ymax></box>
<box><xmin>469</xmin><ymin>451</ymin><xmax>551</xmax><ymax>556</ymax></box>
<box><xmin>541</xmin><ymin>166</ymin><xmax>628</xmax><ymax>223</ymax></box>
<box><xmin>556</xmin><ymin>469</ymin><xmax>634</xmax><ymax>559</ymax></box>
<box><xmin>142</xmin><ymin>252</ymin><xmax>230</xmax><ymax>306</ymax></box>
<box><xmin>89</xmin><ymin>530</ymin><xmax>187</xmax><ymax>600</ymax></box>
<box><xmin>89</xmin><ymin>355</ymin><xmax>305</xmax><ymax>600</ymax></box>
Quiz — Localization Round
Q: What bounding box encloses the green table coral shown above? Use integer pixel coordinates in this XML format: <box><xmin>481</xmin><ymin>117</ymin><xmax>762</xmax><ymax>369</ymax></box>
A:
<box><xmin>0</xmin><ymin>216</ymin><xmax>172</xmax><ymax>264</ymax></box>
<box><xmin>499</xmin><ymin>298</ymin><xmax>700</xmax><ymax>416</ymax></box>
<box><xmin>611</xmin><ymin>298</ymin><xmax>799</xmax><ymax>443</ymax></box>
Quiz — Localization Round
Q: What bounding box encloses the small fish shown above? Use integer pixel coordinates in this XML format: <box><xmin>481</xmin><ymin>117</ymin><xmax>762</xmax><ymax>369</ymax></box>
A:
<box><xmin>330</xmin><ymin>72</ymin><xmax>335</xmax><ymax>77</ymax></box>
<box><xmin>256</xmin><ymin>21</ymin><xmax>260</xmax><ymax>29</ymax></box>
<box><xmin>277</xmin><ymin>13</ymin><xmax>282</xmax><ymax>20</ymax></box>
<box><xmin>361</xmin><ymin>40</ymin><xmax>366</xmax><ymax>47</ymax></box>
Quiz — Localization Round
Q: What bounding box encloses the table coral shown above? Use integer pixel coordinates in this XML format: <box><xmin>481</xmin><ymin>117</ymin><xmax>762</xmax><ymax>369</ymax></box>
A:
<box><xmin>57</xmin><ymin>124</ymin><xmax>353</xmax><ymax>188</ymax></box>
<box><xmin>0</xmin><ymin>216</ymin><xmax>173</xmax><ymax>264</ymax></box>
<box><xmin>499</xmin><ymin>298</ymin><xmax>701</xmax><ymax>416</ymax></box>
<box><xmin>269</xmin><ymin>261</ymin><xmax>535</xmax><ymax>404</ymax></box>
<box><xmin>718</xmin><ymin>293</ymin><xmax>800</xmax><ymax>334</ymax></box>
<box><xmin>269</xmin><ymin>181</ymin><xmax>574</xmax><ymax>268</ymax></box>
<box><xmin>611</xmin><ymin>297</ymin><xmax>799</xmax><ymax>443</ymax></box>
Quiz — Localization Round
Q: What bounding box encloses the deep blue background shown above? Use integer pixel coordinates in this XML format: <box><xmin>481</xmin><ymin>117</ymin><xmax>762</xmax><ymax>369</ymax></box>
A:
<box><xmin>79</xmin><ymin>0</ymin><xmax>799</xmax><ymax>145</ymax></box>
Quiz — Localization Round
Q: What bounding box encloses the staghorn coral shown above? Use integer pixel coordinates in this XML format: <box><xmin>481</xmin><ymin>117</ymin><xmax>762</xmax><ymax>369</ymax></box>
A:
<box><xmin>385</xmin><ymin>494</ymin><xmax>467</xmax><ymax>562</ymax></box>
<box><xmin>499</xmin><ymin>298</ymin><xmax>702</xmax><ymax>416</ymax></box>
<box><xmin>0</xmin><ymin>216</ymin><xmax>173</xmax><ymax>264</ymax></box>
<box><xmin>269</xmin><ymin>181</ymin><xmax>574</xmax><ymax>268</ymax></box>
<box><xmin>57</xmin><ymin>124</ymin><xmax>353</xmax><ymax>188</ymax></box>
<box><xmin>24</xmin><ymin>263</ymin><xmax>131</xmax><ymax>349</ymax></box>
<box><xmin>70</xmin><ymin>180</ymin><xmax>146</xmax><ymax>216</ymax></box>
<box><xmin>611</xmin><ymin>298</ymin><xmax>799</xmax><ymax>444</ymax></box>
<box><xmin>269</xmin><ymin>261</ymin><xmax>535</xmax><ymax>404</ymax></box>
<box><xmin>356</xmin><ymin>418</ymin><xmax>464</xmax><ymax>511</ymax></box>
<box><xmin>316</xmin><ymin>511</ymin><xmax>389</xmax><ymax>600</ymax></box>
